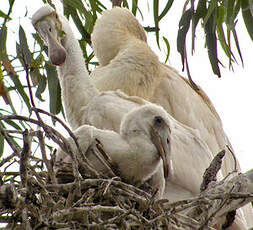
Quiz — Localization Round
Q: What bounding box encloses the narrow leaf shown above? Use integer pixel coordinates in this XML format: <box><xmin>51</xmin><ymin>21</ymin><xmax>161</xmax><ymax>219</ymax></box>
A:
<box><xmin>192</xmin><ymin>0</ymin><xmax>207</xmax><ymax>52</ymax></box>
<box><xmin>30</xmin><ymin>68</ymin><xmax>47</xmax><ymax>101</ymax></box>
<box><xmin>153</xmin><ymin>0</ymin><xmax>160</xmax><ymax>49</ymax></box>
<box><xmin>8</xmin><ymin>73</ymin><xmax>31</xmax><ymax>109</ymax></box>
<box><xmin>65</xmin><ymin>7</ymin><xmax>91</xmax><ymax>44</ymax></box>
<box><xmin>158</xmin><ymin>0</ymin><xmax>174</xmax><ymax>21</ymax></box>
<box><xmin>131</xmin><ymin>0</ymin><xmax>138</xmax><ymax>16</ymax></box>
<box><xmin>45</xmin><ymin>63</ymin><xmax>62</xmax><ymax>116</ymax></box>
<box><xmin>0</xmin><ymin>79</ymin><xmax>9</xmax><ymax>105</ymax></box>
<box><xmin>89</xmin><ymin>0</ymin><xmax>99</xmax><ymax>21</ymax></box>
<box><xmin>19</xmin><ymin>25</ymin><xmax>33</xmax><ymax>66</ymax></box>
<box><xmin>225</xmin><ymin>0</ymin><xmax>235</xmax><ymax>28</ymax></box>
<box><xmin>0</xmin><ymin>26</ymin><xmax>7</xmax><ymax>58</ymax></box>
<box><xmin>232</xmin><ymin>28</ymin><xmax>244</xmax><ymax>66</ymax></box>
<box><xmin>63</xmin><ymin>0</ymin><xmax>93</xmax><ymax>28</ymax></box>
<box><xmin>3</xmin><ymin>119</ymin><xmax>22</xmax><ymax>131</ymax></box>
<box><xmin>204</xmin><ymin>16</ymin><xmax>221</xmax><ymax>77</ymax></box>
<box><xmin>177</xmin><ymin>9</ymin><xmax>192</xmax><ymax>70</ymax></box>
<box><xmin>0</xmin><ymin>10</ymin><xmax>11</xmax><ymax>20</ymax></box>
<box><xmin>162</xmin><ymin>36</ymin><xmax>170</xmax><ymax>63</ymax></box>
<box><xmin>0</xmin><ymin>133</ymin><xmax>4</xmax><ymax>158</ymax></box>
<box><xmin>203</xmin><ymin>0</ymin><xmax>217</xmax><ymax>27</ymax></box>
<box><xmin>216</xmin><ymin>24</ymin><xmax>234</xmax><ymax>60</ymax></box>
<box><xmin>241</xmin><ymin>0</ymin><xmax>253</xmax><ymax>41</ymax></box>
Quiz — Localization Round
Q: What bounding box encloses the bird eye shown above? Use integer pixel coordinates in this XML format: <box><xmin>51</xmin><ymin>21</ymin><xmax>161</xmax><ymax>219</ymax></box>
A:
<box><xmin>154</xmin><ymin>116</ymin><xmax>163</xmax><ymax>125</ymax></box>
<box><xmin>49</xmin><ymin>27</ymin><xmax>52</xmax><ymax>32</ymax></box>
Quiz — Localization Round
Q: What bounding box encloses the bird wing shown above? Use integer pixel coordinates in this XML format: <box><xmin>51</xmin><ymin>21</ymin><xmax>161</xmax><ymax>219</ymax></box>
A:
<box><xmin>152</xmin><ymin>65</ymin><xmax>238</xmax><ymax>176</ymax></box>
<box><xmin>81</xmin><ymin>91</ymin><xmax>147</xmax><ymax>133</ymax></box>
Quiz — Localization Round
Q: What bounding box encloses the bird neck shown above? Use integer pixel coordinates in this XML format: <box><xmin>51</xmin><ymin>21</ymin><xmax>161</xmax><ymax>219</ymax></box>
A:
<box><xmin>56</xmin><ymin>17</ymin><xmax>99</xmax><ymax>129</ymax></box>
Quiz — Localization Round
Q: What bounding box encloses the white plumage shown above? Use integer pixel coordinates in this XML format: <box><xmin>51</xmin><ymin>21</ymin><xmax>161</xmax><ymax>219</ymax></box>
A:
<box><xmin>90</xmin><ymin>7</ymin><xmax>253</xmax><ymax>229</ymax></box>
<box><xmin>32</xmin><ymin>5</ymin><xmax>253</xmax><ymax>229</ymax></box>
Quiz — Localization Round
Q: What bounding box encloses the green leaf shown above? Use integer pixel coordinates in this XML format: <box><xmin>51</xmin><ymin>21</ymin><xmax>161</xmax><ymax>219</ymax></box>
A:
<box><xmin>177</xmin><ymin>9</ymin><xmax>192</xmax><ymax>70</ymax></box>
<box><xmin>204</xmin><ymin>15</ymin><xmax>221</xmax><ymax>77</ymax></box>
<box><xmin>241</xmin><ymin>0</ymin><xmax>253</xmax><ymax>41</ymax></box>
<box><xmin>122</xmin><ymin>0</ymin><xmax>129</xmax><ymax>8</ymax></box>
<box><xmin>19</xmin><ymin>26</ymin><xmax>33</xmax><ymax>66</ymax></box>
<box><xmin>45</xmin><ymin>63</ymin><xmax>62</xmax><ymax>117</ymax></box>
<box><xmin>203</xmin><ymin>0</ymin><xmax>217</xmax><ymax>27</ymax></box>
<box><xmin>232</xmin><ymin>0</ymin><xmax>241</xmax><ymax>20</ymax></box>
<box><xmin>0</xmin><ymin>10</ymin><xmax>12</xmax><ymax>20</ymax></box>
<box><xmin>63</xmin><ymin>0</ymin><xmax>94</xmax><ymax>30</ymax></box>
<box><xmin>131</xmin><ymin>0</ymin><xmax>138</xmax><ymax>16</ymax></box>
<box><xmin>0</xmin><ymin>133</ymin><xmax>4</xmax><ymax>158</ymax></box>
<box><xmin>3</xmin><ymin>119</ymin><xmax>22</xmax><ymax>131</ymax></box>
<box><xmin>8</xmin><ymin>72</ymin><xmax>31</xmax><ymax>110</ymax></box>
<box><xmin>158</xmin><ymin>0</ymin><xmax>174</xmax><ymax>21</ymax></box>
<box><xmin>0</xmin><ymin>26</ymin><xmax>7</xmax><ymax>58</ymax></box>
<box><xmin>162</xmin><ymin>36</ymin><xmax>170</xmax><ymax>63</ymax></box>
<box><xmin>89</xmin><ymin>0</ymin><xmax>101</xmax><ymax>21</ymax></box>
<box><xmin>30</xmin><ymin>69</ymin><xmax>47</xmax><ymax>101</ymax></box>
<box><xmin>192</xmin><ymin>0</ymin><xmax>207</xmax><ymax>52</ymax></box>
<box><xmin>232</xmin><ymin>28</ymin><xmax>244</xmax><ymax>65</ymax></box>
<box><xmin>217</xmin><ymin>24</ymin><xmax>234</xmax><ymax>60</ymax></box>
<box><xmin>225</xmin><ymin>0</ymin><xmax>235</xmax><ymax>28</ymax></box>
<box><xmin>153</xmin><ymin>0</ymin><xmax>160</xmax><ymax>49</ymax></box>
<box><xmin>64</xmin><ymin>6</ymin><xmax>91</xmax><ymax>44</ymax></box>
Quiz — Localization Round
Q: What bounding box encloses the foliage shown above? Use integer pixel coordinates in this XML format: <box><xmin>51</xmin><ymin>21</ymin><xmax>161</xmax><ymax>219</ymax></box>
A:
<box><xmin>0</xmin><ymin>0</ymin><xmax>252</xmax><ymax>147</ymax></box>
<box><xmin>0</xmin><ymin>111</ymin><xmax>253</xmax><ymax>229</ymax></box>
<box><xmin>0</xmin><ymin>0</ymin><xmax>253</xmax><ymax>227</ymax></box>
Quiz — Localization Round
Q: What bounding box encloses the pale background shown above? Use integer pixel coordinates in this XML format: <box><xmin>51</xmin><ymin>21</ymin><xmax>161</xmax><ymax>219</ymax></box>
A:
<box><xmin>1</xmin><ymin>1</ymin><xmax>252</xmax><ymax>171</ymax></box>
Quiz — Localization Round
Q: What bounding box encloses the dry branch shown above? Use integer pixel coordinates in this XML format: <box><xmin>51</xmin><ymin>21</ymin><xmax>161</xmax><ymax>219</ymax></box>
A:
<box><xmin>1</xmin><ymin>112</ymin><xmax>253</xmax><ymax>229</ymax></box>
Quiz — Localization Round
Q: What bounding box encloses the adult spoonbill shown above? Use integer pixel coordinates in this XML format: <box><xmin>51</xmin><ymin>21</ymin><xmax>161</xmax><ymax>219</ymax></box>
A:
<box><xmin>32</xmin><ymin>5</ymin><xmax>252</xmax><ymax>229</ymax></box>
<box><xmin>91</xmin><ymin>7</ymin><xmax>236</xmax><ymax>176</ymax></box>
<box><xmin>90</xmin><ymin>7</ymin><xmax>253</xmax><ymax>229</ymax></box>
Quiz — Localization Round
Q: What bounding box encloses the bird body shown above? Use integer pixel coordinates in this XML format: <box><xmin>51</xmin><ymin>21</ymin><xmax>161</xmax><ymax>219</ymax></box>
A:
<box><xmin>56</xmin><ymin>104</ymin><xmax>172</xmax><ymax>196</ymax></box>
<box><xmin>32</xmin><ymin>6</ymin><xmax>253</xmax><ymax>229</ymax></box>
<box><xmin>90</xmin><ymin>7</ymin><xmax>253</xmax><ymax>229</ymax></box>
<box><xmin>91</xmin><ymin>7</ymin><xmax>234</xmax><ymax>176</ymax></box>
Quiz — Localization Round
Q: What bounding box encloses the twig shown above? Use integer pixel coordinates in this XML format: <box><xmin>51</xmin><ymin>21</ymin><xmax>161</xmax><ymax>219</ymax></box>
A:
<box><xmin>36</xmin><ymin>130</ymin><xmax>57</xmax><ymax>184</ymax></box>
<box><xmin>31</xmin><ymin>107</ymin><xmax>100</xmax><ymax>178</ymax></box>
<box><xmin>0</xmin><ymin>114</ymin><xmax>98</xmax><ymax>178</ymax></box>
<box><xmin>20</xmin><ymin>129</ymin><xmax>32</xmax><ymax>187</ymax></box>
<box><xmin>0</xmin><ymin>122</ymin><xmax>20</xmax><ymax>156</ymax></box>
<box><xmin>200</xmin><ymin>150</ymin><xmax>225</xmax><ymax>192</ymax></box>
<box><xmin>226</xmin><ymin>145</ymin><xmax>238</xmax><ymax>172</ymax></box>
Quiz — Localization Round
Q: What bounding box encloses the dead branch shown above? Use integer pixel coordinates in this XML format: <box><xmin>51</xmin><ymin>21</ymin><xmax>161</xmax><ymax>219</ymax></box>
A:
<box><xmin>1</xmin><ymin>112</ymin><xmax>253</xmax><ymax>229</ymax></box>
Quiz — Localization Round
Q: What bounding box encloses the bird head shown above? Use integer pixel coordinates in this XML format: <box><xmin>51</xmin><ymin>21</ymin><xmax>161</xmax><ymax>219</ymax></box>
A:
<box><xmin>91</xmin><ymin>7</ymin><xmax>147</xmax><ymax>66</ymax></box>
<box><xmin>121</xmin><ymin>104</ymin><xmax>171</xmax><ymax>179</ymax></box>
<box><xmin>32</xmin><ymin>5</ymin><xmax>66</xmax><ymax>66</ymax></box>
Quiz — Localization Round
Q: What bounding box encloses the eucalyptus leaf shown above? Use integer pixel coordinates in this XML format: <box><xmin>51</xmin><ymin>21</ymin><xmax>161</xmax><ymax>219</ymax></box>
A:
<box><xmin>153</xmin><ymin>0</ymin><xmax>160</xmax><ymax>49</ymax></box>
<box><xmin>158</xmin><ymin>0</ymin><xmax>174</xmax><ymax>21</ymax></box>
<box><xmin>204</xmin><ymin>15</ymin><xmax>221</xmax><ymax>77</ymax></box>
<box><xmin>19</xmin><ymin>25</ymin><xmax>33</xmax><ymax>66</ymax></box>
<box><xmin>0</xmin><ymin>134</ymin><xmax>4</xmax><ymax>158</ymax></box>
<box><xmin>0</xmin><ymin>26</ymin><xmax>7</xmax><ymax>58</ymax></box>
<box><xmin>177</xmin><ymin>9</ymin><xmax>192</xmax><ymax>70</ymax></box>
<box><xmin>8</xmin><ymin>73</ymin><xmax>31</xmax><ymax>110</ymax></box>
<box><xmin>162</xmin><ymin>36</ymin><xmax>170</xmax><ymax>63</ymax></box>
<box><xmin>131</xmin><ymin>0</ymin><xmax>138</xmax><ymax>16</ymax></box>
<box><xmin>45</xmin><ymin>63</ymin><xmax>62</xmax><ymax>117</ymax></box>
<box><xmin>241</xmin><ymin>0</ymin><xmax>253</xmax><ymax>41</ymax></box>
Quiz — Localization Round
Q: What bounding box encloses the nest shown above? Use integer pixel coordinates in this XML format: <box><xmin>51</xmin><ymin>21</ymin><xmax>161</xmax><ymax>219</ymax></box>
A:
<box><xmin>0</xmin><ymin>111</ymin><xmax>253</xmax><ymax>230</ymax></box>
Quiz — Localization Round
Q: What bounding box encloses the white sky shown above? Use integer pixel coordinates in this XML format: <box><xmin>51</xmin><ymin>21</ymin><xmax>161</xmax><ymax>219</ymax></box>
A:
<box><xmin>1</xmin><ymin>1</ymin><xmax>253</xmax><ymax>172</ymax></box>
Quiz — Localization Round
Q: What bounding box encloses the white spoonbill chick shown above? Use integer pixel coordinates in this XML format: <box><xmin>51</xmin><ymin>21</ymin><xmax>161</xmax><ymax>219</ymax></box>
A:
<box><xmin>56</xmin><ymin>104</ymin><xmax>171</xmax><ymax>195</ymax></box>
